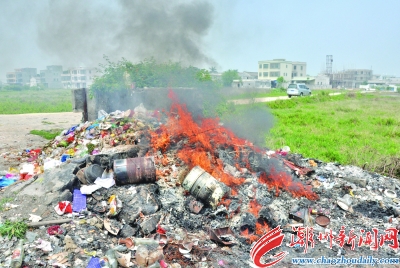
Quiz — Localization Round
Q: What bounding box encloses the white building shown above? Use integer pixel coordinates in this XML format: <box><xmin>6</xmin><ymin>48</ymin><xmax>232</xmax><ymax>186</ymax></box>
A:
<box><xmin>258</xmin><ymin>59</ymin><xmax>307</xmax><ymax>82</ymax></box>
<box><xmin>62</xmin><ymin>67</ymin><xmax>96</xmax><ymax>89</ymax></box>
<box><xmin>313</xmin><ymin>74</ymin><xmax>331</xmax><ymax>88</ymax></box>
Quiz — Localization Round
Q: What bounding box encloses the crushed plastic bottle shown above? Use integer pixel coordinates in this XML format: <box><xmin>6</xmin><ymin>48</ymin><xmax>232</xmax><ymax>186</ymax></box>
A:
<box><xmin>99</xmin><ymin>245</ymin><xmax>126</xmax><ymax>268</ymax></box>
<box><xmin>10</xmin><ymin>239</ymin><xmax>24</xmax><ymax>268</ymax></box>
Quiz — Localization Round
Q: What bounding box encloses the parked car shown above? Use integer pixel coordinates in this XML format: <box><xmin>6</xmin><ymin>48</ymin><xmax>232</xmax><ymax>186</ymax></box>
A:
<box><xmin>287</xmin><ymin>83</ymin><xmax>312</xmax><ymax>98</ymax></box>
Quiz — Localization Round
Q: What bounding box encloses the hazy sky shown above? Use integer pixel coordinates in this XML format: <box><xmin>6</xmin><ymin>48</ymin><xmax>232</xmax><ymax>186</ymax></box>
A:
<box><xmin>1</xmin><ymin>0</ymin><xmax>399</xmax><ymax>83</ymax></box>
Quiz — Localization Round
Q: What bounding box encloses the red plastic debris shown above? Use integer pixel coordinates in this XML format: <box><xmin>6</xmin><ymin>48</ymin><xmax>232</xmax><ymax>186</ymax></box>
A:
<box><xmin>156</xmin><ymin>224</ymin><xmax>167</xmax><ymax>235</ymax></box>
<box><xmin>19</xmin><ymin>173</ymin><xmax>32</xmax><ymax>181</ymax></box>
<box><xmin>55</xmin><ymin>201</ymin><xmax>73</xmax><ymax>215</ymax></box>
<box><xmin>47</xmin><ymin>225</ymin><xmax>64</xmax><ymax>235</ymax></box>
<box><xmin>159</xmin><ymin>259</ymin><xmax>168</xmax><ymax>268</ymax></box>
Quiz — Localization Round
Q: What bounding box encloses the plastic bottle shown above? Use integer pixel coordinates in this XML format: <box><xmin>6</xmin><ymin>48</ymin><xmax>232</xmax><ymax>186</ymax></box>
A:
<box><xmin>99</xmin><ymin>245</ymin><xmax>126</xmax><ymax>268</ymax></box>
<box><xmin>10</xmin><ymin>239</ymin><xmax>24</xmax><ymax>268</ymax></box>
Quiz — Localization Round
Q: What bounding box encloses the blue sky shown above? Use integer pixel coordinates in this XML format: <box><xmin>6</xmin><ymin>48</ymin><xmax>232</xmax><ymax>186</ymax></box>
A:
<box><xmin>1</xmin><ymin>0</ymin><xmax>399</xmax><ymax>82</ymax></box>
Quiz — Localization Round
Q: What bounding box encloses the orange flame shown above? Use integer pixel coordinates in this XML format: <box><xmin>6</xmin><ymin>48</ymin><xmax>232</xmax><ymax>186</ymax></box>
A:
<box><xmin>150</xmin><ymin>92</ymin><xmax>248</xmax><ymax>194</ymax></box>
<box><xmin>150</xmin><ymin>90</ymin><xmax>318</xmax><ymax>200</ymax></box>
<box><xmin>259</xmin><ymin>167</ymin><xmax>319</xmax><ymax>200</ymax></box>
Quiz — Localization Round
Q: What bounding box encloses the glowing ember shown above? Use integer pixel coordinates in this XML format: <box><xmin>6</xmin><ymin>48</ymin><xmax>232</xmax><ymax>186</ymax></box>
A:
<box><xmin>255</xmin><ymin>218</ymin><xmax>270</xmax><ymax>235</ymax></box>
<box><xmin>240</xmin><ymin>228</ymin><xmax>259</xmax><ymax>244</ymax></box>
<box><xmin>161</xmin><ymin>155</ymin><xmax>169</xmax><ymax>166</ymax></box>
<box><xmin>248</xmin><ymin>199</ymin><xmax>262</xmax><ymax>217</ymax></box>
<box><xmin>218</xmin><ymin>197</ymin><xmax>232</xmax><ymax>208</ymax></box>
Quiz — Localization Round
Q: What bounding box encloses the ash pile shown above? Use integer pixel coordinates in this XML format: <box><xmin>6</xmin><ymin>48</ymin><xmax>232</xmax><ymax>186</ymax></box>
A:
<box><xmin>1</xmin><ymin>99</ymin><xmax>400</xmax><ymax>267</ymax></box>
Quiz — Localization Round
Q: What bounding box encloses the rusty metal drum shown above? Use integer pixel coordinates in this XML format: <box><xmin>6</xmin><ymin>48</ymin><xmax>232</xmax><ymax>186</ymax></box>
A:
<box><xmin>114</xmin><ymin>157</ymin><xmax>156</xmax><ymax>185</ymax></box>
<box><xmin>182</xmin><ymin>166</ymin><xmax>228</xmax><ymax>209</ymax></box>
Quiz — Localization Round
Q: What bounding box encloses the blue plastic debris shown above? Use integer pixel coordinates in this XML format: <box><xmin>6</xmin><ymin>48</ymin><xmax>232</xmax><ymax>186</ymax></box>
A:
<box><xmin>87</xmin><ymin>123</ymin><xmax>99</xmax><ymax>130</ymax></box>
<box><xmin>0</xmin><ymin>176</ymin><xmax>17</xmax><ymax>188</ymax></box>
<box><xmin>86</xmin><ymin>257</ymin><xmax>101</xmax><ymax>268</ymax></box>
<box><xmin>60</xmin><ymin>154</ymin><xmax>70</xmax><ymax>163</ymax></box>
<box><xmin>65</xmin><ymin>125</ymin><xmax>78</xmax><ymax>135</ymax></box>
<box><xmin>73</xmin><ymin>189</ymin><xmax>87</xmax><ymax>212</ymax></box>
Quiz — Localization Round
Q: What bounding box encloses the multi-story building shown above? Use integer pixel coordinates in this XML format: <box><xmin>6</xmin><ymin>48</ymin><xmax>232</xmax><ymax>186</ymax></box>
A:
<box><xmin>6</xmin><ymin>68</ymin><xmax>37</xmax><ymax>85</ymax></box>
<box><xmin>331</xmin><ymin>69</ymin><xmax>373</xmax><ymax>88</ymax></box>
<box><xmin>6</xmin><ymin>72</ymin><xmax>16</xmax><ymax>84</ymax></box>
<box><xmin>258</xmin><ymin>59</ymin><xmax>307</xmax><ymax>82</ymax></box>
<box><xmin>40</xmin><ymin>65</ymin><xmax>63</xmax><ymax>88</ymax></box>
<box><xmin>62</xmin><ymin>67</ymin><xmax>96</xmax><ymax>89</ymax></box>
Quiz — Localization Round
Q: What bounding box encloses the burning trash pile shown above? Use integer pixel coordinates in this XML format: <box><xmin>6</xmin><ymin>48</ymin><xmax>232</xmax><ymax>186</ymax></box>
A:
<box><xmin>1</xmin><ymin>91</ymin><xmax>400</xmax><ymax>267</ymax></box>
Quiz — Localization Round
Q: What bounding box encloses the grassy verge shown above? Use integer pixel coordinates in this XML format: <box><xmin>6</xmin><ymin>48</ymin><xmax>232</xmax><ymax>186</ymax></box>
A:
<box><xmin>0</xmin><ymin>88</ymin><xmax>72</xmax><ymax>114</ymax></box>
<box><xmin>228</xmin><ymin>89</ymin><xmax>342</xmax><ymax>100</ymax></box>
<box><xmin>265</xmin><ymin>92</ymin><xmax>400</xmax><ymax>177</ymax></box>
<box><xmin>0</xmin><ymin>220</ymin><xmax>28</xmax><ymax>239</ymax></box>
<box><xmin>30</xmin><ymin>129</ymin><xmax>63</xmax><ymax>140</ymax></box>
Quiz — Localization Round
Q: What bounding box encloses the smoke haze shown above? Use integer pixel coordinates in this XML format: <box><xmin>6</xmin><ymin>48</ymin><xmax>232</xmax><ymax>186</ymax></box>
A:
<box><xmin>36</xmin><ymin>0</ymin><xmax>216</xmax><ymax>68</ymax></box>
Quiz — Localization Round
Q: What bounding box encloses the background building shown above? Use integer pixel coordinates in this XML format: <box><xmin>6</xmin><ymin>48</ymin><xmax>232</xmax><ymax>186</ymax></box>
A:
<box><xmin>233</xmin><ymin>71</ymin><xmax>270</xmax><ymax>88</ymax></box>
<box><xmin>258</xmin><ymin>59</ymin><xmax>307</xmax><ymax>82</ymax></box>
<box><xmin>239</xmin><ymin>71</ymin><xmax>258</xmax><ymax>80</ymax></box>
<box><xmin>62</xmin><ymin>67</ymin><xmax>96</xmax><ymax>88</ymax></box>
<box><xmin>6</xmin><ymin>72</ymin><xmax>16</xmax><ymax>84</ymax></box>
<box><xmin>331</xmin><ymin>69</ymin><xmax>373</xmax><ymax>88</ymax></box>
<box><xmin>6</xmin><ymin>68</ymin><xmax>37</xmax><ymax>85</ymax></box>
<box><xmin>40</xmin><ymin>65</ymin><xmax>63</xmax><ymax>88</ymax></box>
<box><xmin>314</xmin><ymin>74</ymin><xmax>331</xmax><ymax>87</ymax></box>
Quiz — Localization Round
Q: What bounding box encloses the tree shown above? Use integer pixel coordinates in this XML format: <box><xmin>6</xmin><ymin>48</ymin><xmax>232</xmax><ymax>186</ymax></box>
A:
<box><xmin>90</xmin><ymin>56</ymin><xmax>221</xmax><ymax>95</ymax></box>
<box><xmin>276</xmin><ymin>76</ymin><xmax>285</xmax><ymax>85</ymax></box>
<box><xmin>276</xmin><ymin>76</ymin><xmax>285</xmax><ymax>91</ymax></box>
<box><xmin>209</xmin><ymin>66</ymin><xmax>217</xmax><ymax>73</ymax></box>
<box><xmin>196</xmin><ymin>69</ymin><xmax>212</xmax><ymax>82</ymax></box>
<box><xmin>221</xmin><ymin>69</ymin><xmax>241</xmax><ymax>87</ymax></box>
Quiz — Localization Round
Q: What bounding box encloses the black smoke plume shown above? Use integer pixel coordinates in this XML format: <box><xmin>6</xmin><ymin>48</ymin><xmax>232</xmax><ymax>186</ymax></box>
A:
<box><xmin>37</xmin><ymin>0</ymin><xmax>216</xmax><ymax>67</ymax></box>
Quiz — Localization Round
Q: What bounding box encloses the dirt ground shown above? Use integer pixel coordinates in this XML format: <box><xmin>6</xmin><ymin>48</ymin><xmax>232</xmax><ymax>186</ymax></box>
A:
<box><xmin>0</xmin><ymin>112</ymin><xmax>82</xmax><ymax>171</ymax></box>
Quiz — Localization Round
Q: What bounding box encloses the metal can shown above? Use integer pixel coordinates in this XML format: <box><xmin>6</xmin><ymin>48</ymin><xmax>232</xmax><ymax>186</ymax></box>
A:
<box><xmin>113</xmin><ymin>157</ymin><xmax>156</xmax><ymax>185</ymax></box>
<box><xmin>182</xmin><ymin>166</ymin><xmax>229</xmax><ymax>209</ymax></box>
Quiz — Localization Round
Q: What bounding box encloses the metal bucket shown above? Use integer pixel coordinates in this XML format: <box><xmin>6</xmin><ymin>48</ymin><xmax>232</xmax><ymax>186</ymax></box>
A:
<box><xmin>182</xmin><ymin>166</ymin><xmax>228</xmax><ymax>209</ymax></box>
<box><xmin>114</xmin><ymin>157</ymin><xmax>156</xmax><ymax>185</ymax></box>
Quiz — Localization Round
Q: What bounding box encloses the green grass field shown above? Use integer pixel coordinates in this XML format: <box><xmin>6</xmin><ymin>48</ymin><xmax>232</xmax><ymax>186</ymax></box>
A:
<box><xmin>264</xmin><ymin>91</ymin><xmax>400</xmax><ymax>177</ymax></box>
<box><xmin>0</xmin><ymin>88</ymin><xmax>72</xmax><ymax>114</ymax></box>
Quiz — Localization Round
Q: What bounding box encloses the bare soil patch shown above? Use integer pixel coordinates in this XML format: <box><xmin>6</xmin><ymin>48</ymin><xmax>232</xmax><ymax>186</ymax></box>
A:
<box><xmin>0</xmin><ymin>112</ymin><xmax>82</xmax><ymax>171</ymax></box>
